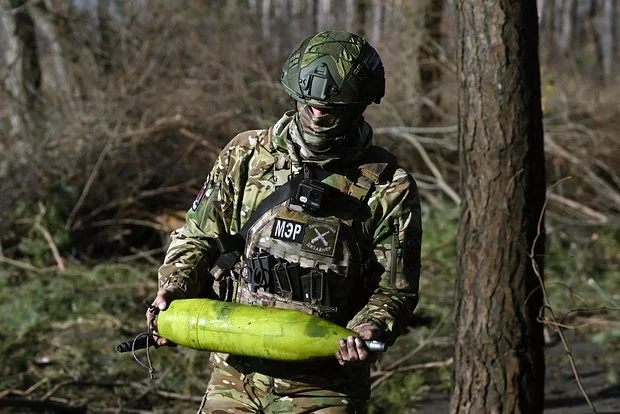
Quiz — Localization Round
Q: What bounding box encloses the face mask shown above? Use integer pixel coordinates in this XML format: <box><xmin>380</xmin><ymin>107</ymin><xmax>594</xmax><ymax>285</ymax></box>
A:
<box><xmin>296</xmin><ymin>103</ymin><xmax>354</xmax><ymax>139</ymax></box>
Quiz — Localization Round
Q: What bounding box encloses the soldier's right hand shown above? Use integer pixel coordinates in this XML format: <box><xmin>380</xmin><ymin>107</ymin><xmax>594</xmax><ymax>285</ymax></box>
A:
<box><xmin>146</xmin><ymin>285</ymin><xmax>186</xmax><ymax>346</ymax></box>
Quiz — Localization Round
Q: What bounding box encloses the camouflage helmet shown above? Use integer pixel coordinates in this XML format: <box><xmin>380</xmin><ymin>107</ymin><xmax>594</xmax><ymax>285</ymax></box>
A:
<box><xmin>280</xmin><ymin>31</ymin><xmax>385</xmax><ymax>108</ymax></box>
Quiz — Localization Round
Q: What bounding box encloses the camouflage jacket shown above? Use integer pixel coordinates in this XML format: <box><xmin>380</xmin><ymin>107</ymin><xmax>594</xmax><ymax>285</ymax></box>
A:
<box><xmin>158</xmin><ymin>123</ymin><xmax>421</xmax><ymax>346</ymax></box>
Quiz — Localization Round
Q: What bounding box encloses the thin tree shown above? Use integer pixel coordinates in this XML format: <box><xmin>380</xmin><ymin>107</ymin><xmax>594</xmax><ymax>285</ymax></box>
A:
<box><xmin>601</xmin><ymin>0</ymin><xmax>616</xmax><ymax>80</ymax></box>
<box><xmin>451</xmin><ymin>0</ymin><xmax>546</xmax><ymax>413</ymax></box>
<box><xmin>27</xmin><ymin>0</ymin><xmax>77</xmax><ymax>105</ymax></box>
<box><xmin>0</xmin><ymin>0</ymin><xmax>42</xmax><ymax>160</ymax></box>
<box><xmin>418</xmin><ymin>0</ymin><xmax>444</xmax><ymax>125</ymax></box>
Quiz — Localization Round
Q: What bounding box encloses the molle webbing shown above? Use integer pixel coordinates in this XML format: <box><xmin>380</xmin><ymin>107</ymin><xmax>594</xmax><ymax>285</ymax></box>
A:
<box><xmin>213</xmin><ymin>175</ymin><xmax>303</xmax><ymax>272</ymax></box>
<box><xmin>213</xmin><ymin>146</ymin><xmax>396</xmax><ymax>273</ymax></box>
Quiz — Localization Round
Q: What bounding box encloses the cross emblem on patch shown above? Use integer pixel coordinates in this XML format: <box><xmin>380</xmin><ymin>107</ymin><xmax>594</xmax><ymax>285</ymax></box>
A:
<box><xmin>301</xmin><ymin>219</ymin><xmax>339</xmax><ymax>257</ymax></box>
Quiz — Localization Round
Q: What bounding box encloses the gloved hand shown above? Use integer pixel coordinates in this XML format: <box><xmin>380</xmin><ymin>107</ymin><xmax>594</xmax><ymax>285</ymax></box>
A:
<box><xmin>146</xmin><ymin>285</ymin><xmax>186</xmax><ymax>346</ymax></box>
<box><xmin>335</xmin><ymin>322</ymin><xmax>383</xmax><ymax>366</ymax></box>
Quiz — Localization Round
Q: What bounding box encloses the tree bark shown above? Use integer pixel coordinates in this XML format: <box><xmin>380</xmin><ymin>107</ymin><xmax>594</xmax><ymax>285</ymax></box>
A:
<box><xmin>601</xmin><ymin>0</ymin><xmax>615</xmax><ymax>80</ymax></box>
<box><xmin>418</xmin><ymin>0</ymin><xmax>444</xmax><ymax>125</ymax></box>
<box><xmin>96</xmin><ymin>0</ymin><xmax>113</xmax><ymax>75</ymax></box>
<box><xmin>316</xmin><ymin>0</ymin><xmax>332</xmax><ymax>32</ymax></box>
<box><xmin>356</xmin><ymin>0</ymin><xmax>367</xmax><ymax>38</ymax></box>
<box><xmin>451</xmin><ymin>1</ymin><xmax>546</xmax><ymax>413</ymax></box>
<box><xmin>345</xmin><ymin>0</ymin><xmax>356</xmax><ymax>33</ymax></box>
<box><xmin>539</xmin><ymin>0</ymin><xmax>556</xmax><ymax>66</ymax></box>
<box><xmin>261</xmin><ymin>0</ymin><xmax>270</xmax><ymax>39</ymax></box>
<box><xmin>559</xmin><ymin>0</ymin><xmax>576</xmax><ymax>58</ymax></box>
<box><xmin>0</xmin><ymin>0</ymin><xmax>41</xmax><ymax>150</ymax></box>
<box><xmin>370</xmin><ymin>0</ymin><xmax>383</xmax><ymax>45</ymax></box>
<box><xmin>27</xmin><ymin>0</ymin><xmax>79</xmax><ymax>106</ymax></box>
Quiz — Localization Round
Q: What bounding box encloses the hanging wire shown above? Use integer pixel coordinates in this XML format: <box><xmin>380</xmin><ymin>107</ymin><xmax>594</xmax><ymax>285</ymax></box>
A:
<box><xmin>130</xmin><ymin>301</ymin><xmax>161</xmax><ymax>380</ymax></box>
<box><xmin>131</xmin><ymin>332</ymin><xmax>158</xmax><ymax>379</ymax></box>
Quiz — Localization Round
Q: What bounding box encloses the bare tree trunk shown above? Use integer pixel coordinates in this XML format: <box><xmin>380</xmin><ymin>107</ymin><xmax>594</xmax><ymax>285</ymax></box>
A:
<box><xmin>371</xmin><ymin>0</ymin><xmax>383</xmax><ymax>45</ymax></box>
<box><xmin>418</xmin><ymin>0</ymin><xmax>444</xmax><ymax>125</ymax></box>
<box><xmin>316</xmin><ymin>0</ymin><xmax>332</xmax><ymax>31</ymax></box>
<box><xmin>539</xmin><ymin>0</ymin><xmax>556</xmax><ymax>65</ymax></box>
<box><xmin>345</xmin><ymin>0</ymin><xmax>356</xmax><ymax>33</ymax></box>
<box><xmin>356</xmin><ymin>0</ymin><xmax>367</xmax><ymax>38</ymax></box>
<box><xmin>273</xmin><ymin>0</ymin><xmax>288</xmax><ymax>55</ymax></box>
<box><xmin>27</xmin><ymin>0</ymin><xmax>78</xmax><ymax>107</ymax></box>
<box><xmin>573</xmin><ymin>0</ymin><xmax>589</xmax><ymax>55</ymax></box>
<box><xmin>290</xmin><ymin>0</ymin><xmax>305</xmax><ymax>38</ymax></box>
<box><xmin>583</xmin><ymin>0</ymin><xmax>604</xmax><ymax>77</ymax></box>
<box><xmin>0</xmin><ymin>0</ymin><xmax>42</xmax><ymax>155</ymax></box>
<box><xmin>559</xmin><ymin>0</ymin><xmax>576</xmax><ymax>58</ymax></box>
<box><xmin>96</xmin><ymin>0</ymin><xmax>113</xmax><ymax>76</ymax></box>
<box><xmin>261</xmin><ymin>0</ymin><xmax>271</xmax><ymax>39</ymax></box>
<box><xmin>248</xmin><ymin>0</ymin><xmax>258</xmax><ymax>16</ymax></box>
<box><xmin>601</xmin><ymin>0</ymin><xmax>616</xmax><ymax>79</ymax></box>
<box><xmin>617</xmin><ymin>0</ymin><xmax>620</xmax><ymax>63</ymax></box>
<box><xmin>451</xmin><ymin>0</ymin><xmax>546</xmax><ymax>412</ymax></box>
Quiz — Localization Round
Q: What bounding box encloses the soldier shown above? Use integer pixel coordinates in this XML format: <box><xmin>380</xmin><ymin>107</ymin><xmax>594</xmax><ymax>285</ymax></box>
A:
<box><xmin>147</xmin><ymin>30</ymin><xmax>421</xmax><ymax>413</ymax></box>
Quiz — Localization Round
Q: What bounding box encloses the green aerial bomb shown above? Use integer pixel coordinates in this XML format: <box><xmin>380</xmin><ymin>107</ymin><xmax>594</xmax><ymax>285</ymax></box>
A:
<box><xmin>156</xmin><ymin>299</ymin><xmax>385</xmax><ymax>361</ymax></box>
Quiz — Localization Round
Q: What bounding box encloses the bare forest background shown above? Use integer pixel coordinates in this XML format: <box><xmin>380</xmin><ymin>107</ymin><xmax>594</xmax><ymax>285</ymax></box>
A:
<box><xmin>0</xmin><ymin>0</ymin><xmax>618</xmax><ymax>413</ymax></box>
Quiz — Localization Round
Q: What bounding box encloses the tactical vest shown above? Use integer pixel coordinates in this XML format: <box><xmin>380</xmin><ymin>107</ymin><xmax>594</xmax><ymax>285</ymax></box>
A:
<box><xmin>230</xmin><ymin>141</ymin><xmax>397</xmax><ymax>327</ymax></box>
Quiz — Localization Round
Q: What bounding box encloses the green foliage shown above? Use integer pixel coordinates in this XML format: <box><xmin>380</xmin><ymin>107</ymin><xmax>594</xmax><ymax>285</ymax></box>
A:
<box><xmin>545</xmin><ymin>226</ymin><xmax>620</xmax><ymax>314</ymax></box>
<box><xmin>418</xmin><ymin>200</ymin><xmax>459</xmax><ymax>318</ymax></box>
<box><xmin>1</xmin><ymin>196</ymin><xmax>618</xmax><ymax>411</ymax></box>
<box><xmin>3</xmin><ymin>183</ymin><xmax>76</xmax><ymax>266</ymax></box>
<box><xmin>369</xmin><ymin>371</ymin><xmax>429</xmax><ymax>414</ymax></box>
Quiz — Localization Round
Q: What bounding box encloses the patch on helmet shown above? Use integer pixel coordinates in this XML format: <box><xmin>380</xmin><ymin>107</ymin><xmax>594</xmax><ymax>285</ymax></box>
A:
<box><xmin>192</xmin><ymin>181</ymin><xmax>208</xmax><ymax>211</ymax></box>
<box><xmin>301</xmin><ymin>219</ymin><xmax>339</xmax><ymax>257</ymax></box>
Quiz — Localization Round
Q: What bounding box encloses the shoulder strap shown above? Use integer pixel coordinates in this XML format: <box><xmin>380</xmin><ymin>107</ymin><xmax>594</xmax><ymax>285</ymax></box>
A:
<box><xmin>348</xmin><ymin>145</ymin><xmax>398</xmax><ymax>200</ymax></box>
<box><xmin>212</xmin><ymin>174</ymin><xmax>303</xmax><ymax>272</ymax></box>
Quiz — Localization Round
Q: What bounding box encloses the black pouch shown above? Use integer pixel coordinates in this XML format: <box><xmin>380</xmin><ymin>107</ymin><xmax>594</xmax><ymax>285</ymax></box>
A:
<box><xmin>273</xmin><ymin>262</ymin><xmax>303</xmax><ymax>300</ymax></box>
<box><xmin>301</xmin><ymin>268</ymin><xmax>329</xmax><ymax>305</ymax></box>
<box><xmin>242</xmin><ymin>252</ymin><xmax>276</xmax><ymax>293</ymax></box>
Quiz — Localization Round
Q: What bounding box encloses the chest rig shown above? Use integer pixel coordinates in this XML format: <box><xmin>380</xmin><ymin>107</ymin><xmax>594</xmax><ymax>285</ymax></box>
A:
<box><xmin>213</xmin><ymin>145</ymin><xmax>396</xmax><ymax>323</ymax></box>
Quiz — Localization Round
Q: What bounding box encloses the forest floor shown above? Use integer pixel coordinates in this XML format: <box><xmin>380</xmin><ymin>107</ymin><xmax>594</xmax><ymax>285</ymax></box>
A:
<box><xmin>412</xmin><ymin>329</ymin><xmax>620</xmax><ymax>414</ymax></box>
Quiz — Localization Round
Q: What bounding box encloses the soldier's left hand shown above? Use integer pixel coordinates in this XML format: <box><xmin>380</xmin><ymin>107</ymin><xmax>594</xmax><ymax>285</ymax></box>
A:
<box><xmin>335</xmin><ymin>322</ymin><xmax>383</xmax><ymax>366</ymax></box>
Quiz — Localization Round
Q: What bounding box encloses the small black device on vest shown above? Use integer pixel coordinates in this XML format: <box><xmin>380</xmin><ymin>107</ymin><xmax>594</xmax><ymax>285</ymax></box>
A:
<box><xmin>294</xmin><ymin>179</ymin><xmax>327</xmax><ymax>212</ymax></box>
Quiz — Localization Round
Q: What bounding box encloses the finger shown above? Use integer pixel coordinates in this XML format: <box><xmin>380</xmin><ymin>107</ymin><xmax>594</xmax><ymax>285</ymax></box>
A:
<box><xmin>355</xmin><ymin>337</ymin><xmax>369</xmax><ymax>361</ymax></box>
<box><xmin>146</xmin><ymin>311</ymin><xmax>156</xmax><ymax>331</ymax></box>
<box><xmin>152</xmin><ymin>292</ymin><xmax>170</xmax><ymax>311</ymax></box>
<box><xmin>156</xmin><ymin>335</ymin><xmax>170</xmax><ymax>346</ymax></box>
<box><xmin>335</xmin><ymin>349</ymin><xmax>345</xmax><ymax>366</ymax></box>
<box><xmin>146</xmin><ymin>305</ymin><xmax>158</xmax><ymax>332</ymax></box>
<box><xmin>337</xmin><ymin>338</ymin><xmax>349</xmax><ymax>360</ymax></box>
<box><xmin>346</xmin><ymin>336</ymin><xmax>358</xmax><ymax>361</ymax></box>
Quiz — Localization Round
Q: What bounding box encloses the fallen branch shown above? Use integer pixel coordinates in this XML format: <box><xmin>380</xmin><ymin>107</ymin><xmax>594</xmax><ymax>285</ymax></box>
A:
<box><xmin>370</xmin><ymin>358</ymin><xmax>453</xmax><ymax>391</ymax></box>
<box><xmin>372</xmin><ymin>358</ymin><xmax>454</xmax><ymax>378</ymax></box>
<box><xmin>34</xmin><ymin>217</ymin><xmax>66</xmax><ymax>272</ymax></box>
<box><xmin>0</xmin><ymin>256</ymin><xmax>44</xmax><ymax>273</ymax></box>
<box><xmin>0</xmin><ymin>397</ymin><xmax>86</xmax><ymax>413</ymax></box>
<box><xmin>548</xmin><ymin>193</ymin><xmax>609</xmax><ymax>223</ymax></box>
<box><xmin>379</xmin><ymin>129</ymin><xmax>460</xmax><ymax>204</ymax></box>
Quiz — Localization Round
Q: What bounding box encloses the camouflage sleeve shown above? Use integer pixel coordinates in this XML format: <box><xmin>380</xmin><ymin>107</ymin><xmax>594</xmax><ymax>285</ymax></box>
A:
<box><xmin>157</xmin><ymin>132</ymin><xmax>256</xmax><ymax>297</ymax></box>
<box><xmin>347</xmin><ymin>168</ymin><xmax>422</xmax><ymax>345</ymax></box>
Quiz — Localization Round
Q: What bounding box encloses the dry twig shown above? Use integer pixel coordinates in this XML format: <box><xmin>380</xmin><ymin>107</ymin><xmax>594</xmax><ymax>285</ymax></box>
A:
<box><xmin>531</xmin><ymin>180</ymin><xmax>598</xmax><ymax>414</ymax></box>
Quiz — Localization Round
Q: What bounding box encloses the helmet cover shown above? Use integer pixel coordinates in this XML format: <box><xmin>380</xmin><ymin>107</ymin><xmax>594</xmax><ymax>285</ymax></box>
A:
<box><xmin>280</xmin><ymin>31</ymin><xmax>385</xmax><ymax>108</ymax></box>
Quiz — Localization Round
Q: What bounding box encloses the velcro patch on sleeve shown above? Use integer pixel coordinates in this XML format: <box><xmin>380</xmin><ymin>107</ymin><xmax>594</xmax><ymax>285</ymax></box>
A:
<box><xmin>192</xmin><ymin>181</ymin><xmax>208</xmax><ymax>211</ymax></box>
